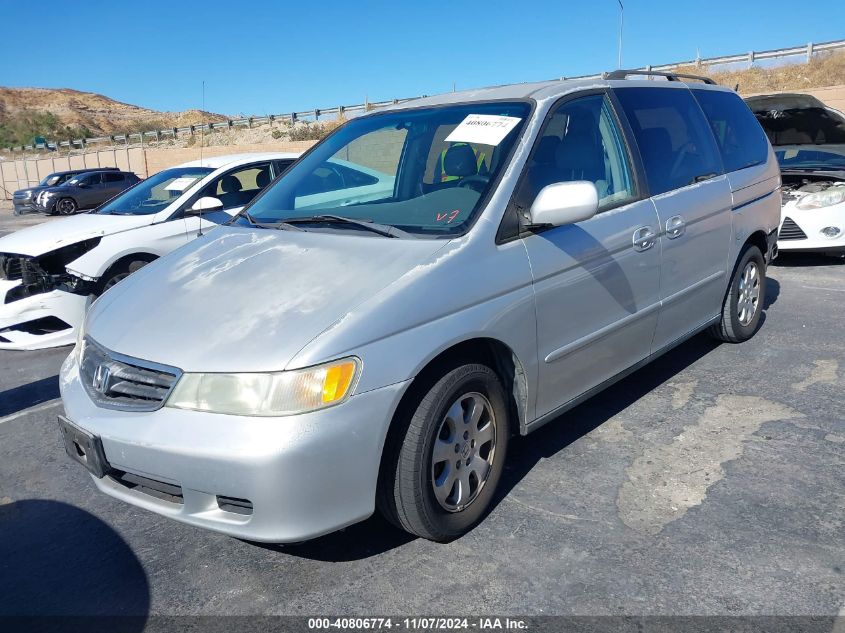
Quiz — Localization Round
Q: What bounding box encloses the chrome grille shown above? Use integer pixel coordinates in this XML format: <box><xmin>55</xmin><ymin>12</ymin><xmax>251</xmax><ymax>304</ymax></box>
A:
<box><xmin>779</xmin><ymin>217</ymin><xmax>807</xmax><ymax>241</ymax></box>
<box><xmin>80</xmin><ymin>337</ymin><xmax>181</xmax><ymax>411</ymax></box>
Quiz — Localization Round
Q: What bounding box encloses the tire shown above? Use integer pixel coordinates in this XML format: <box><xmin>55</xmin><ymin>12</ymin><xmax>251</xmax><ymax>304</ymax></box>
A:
<box><xmin>377</xmin><ymin>363</ymin><xmax>510</xmax><ymax>542</ymax></box>
<box><xmin>97</xmin><ymin>257</ymin><xmax>153</xmax><ymax>294</ymax></box>
<box><xmin>709</xmin><ymin>244</ymin><xmax>766</xmax><ymax>343</ymax></box>
<box><xmin>55</xmin><ymin>198</ymin><xmax>78</xmax><ymax>215</ymax></box>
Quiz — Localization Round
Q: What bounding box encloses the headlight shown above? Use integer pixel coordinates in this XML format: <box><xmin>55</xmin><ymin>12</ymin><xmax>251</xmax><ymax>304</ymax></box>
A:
<box><xmin>71</xmin><ymin>323</ymin><xmax>87</xmax><ymax>363</ymax></box>
<box><xmin>820</xmin><ymin>226</ymin><xmax>842</xmax><ymax>238</ymax></box>
<box><xmin>796</xmin><ymin>187</ymin><xmax>845</xmax><ymax>210</ymax></box>
<box><xmin>166</xmin><ymin>357</ymin><xmax>361</xmax><ymax>416</ymax></box>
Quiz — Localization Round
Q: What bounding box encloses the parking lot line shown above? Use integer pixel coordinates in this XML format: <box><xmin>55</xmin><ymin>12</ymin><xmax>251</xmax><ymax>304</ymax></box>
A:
<box><xmin>0</xmin><ymin>399</ymin><xmax>61</xmax><ymax>425</ymax></box>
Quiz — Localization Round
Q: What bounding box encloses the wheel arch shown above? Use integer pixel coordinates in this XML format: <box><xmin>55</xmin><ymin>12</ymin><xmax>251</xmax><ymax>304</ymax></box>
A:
<box><xmin>744</xmin><ymin>229</ymin><xmax>768</xmax><ymax>261</ymax></box>
<box><xmin>97</xmin><ymin>252</ymin><xmax>159</xmax><ymax>287</ymax></box>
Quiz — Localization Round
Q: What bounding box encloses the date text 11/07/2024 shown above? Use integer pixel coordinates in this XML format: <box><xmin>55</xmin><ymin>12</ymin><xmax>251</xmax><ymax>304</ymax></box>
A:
<box><xmin>307</xmin><ymin>617</ymin><xmax>529</xmax><ymax>630</ymax></box>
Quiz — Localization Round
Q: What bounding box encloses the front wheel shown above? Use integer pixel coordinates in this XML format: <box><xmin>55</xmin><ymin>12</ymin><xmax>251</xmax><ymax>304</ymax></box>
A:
<box><xmin>97</xmin><ymin>258</ymin><xmax>153</xmax><ymax>294</ymax></box>
<box><xmin>55</xmin><ymin>198</ymin><xmax>78</xmax><ymax>215</ymax></box>
<box><xmin>378</xmin><ymin>363</ymin><xmax>510</xmax><ymax>542</ymax></box>
<box><xmin>709</xmin><ymin>244</ymin><xmax>766</xmax><ymax>343</ymax></box>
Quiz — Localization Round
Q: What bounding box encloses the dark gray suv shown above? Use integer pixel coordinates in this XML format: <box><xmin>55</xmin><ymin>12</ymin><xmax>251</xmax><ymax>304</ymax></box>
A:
<box><xmin>12</xmin><ymin>168</ymin><xmax>121</xmax><ymax>215</ymax></box>
<box><xmin>35</xmin><ymin>170</ymin><xmax>141</xmax><ymax>215</ymax></box>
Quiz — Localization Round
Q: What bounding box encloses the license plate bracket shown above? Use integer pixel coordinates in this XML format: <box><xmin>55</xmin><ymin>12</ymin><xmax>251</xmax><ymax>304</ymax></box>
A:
<box><xmin>57</xmin><ymin>415</ymin><xmax>111</xmax><ymax>479</ymax></box>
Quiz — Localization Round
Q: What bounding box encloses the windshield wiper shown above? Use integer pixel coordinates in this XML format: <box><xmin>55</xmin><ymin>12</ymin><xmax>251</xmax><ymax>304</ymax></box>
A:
<box><xmin>241</xmin><ymin>212</ymin><xmax>306</xmax><ymax>232</ymax></box>
<box><xmin>283</xmin><ymin>214</ymin><xmax>415</xmax><ymax>239</ymax></box>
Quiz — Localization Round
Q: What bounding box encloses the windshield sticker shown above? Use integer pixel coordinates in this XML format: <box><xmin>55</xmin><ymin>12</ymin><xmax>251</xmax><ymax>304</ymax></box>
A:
<box><xmin>164</xmin><ymin>177</ymin><xmax>199</xmax><ymax>192</ymax></box>
<box><xmin>436</xmin><ymin>210</ymin><xmax>461</xmax><ymax>223</ymax></box>
<box><xmin>444</xmin><ymin>114</ymin><xmax>522</xmax><ymax>146</ymax></box>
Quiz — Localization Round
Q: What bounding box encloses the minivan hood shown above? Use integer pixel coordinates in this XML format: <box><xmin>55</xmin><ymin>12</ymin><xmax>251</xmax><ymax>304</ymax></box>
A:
<box><xmin>86</xmin><ymin>227</ymin><xmax>449</xmax><ymax>373</ymax></box>
<box><xmin>0</xmin><ymin>213</ymin><xmax>152</xmax><ymax>256</ymax></box>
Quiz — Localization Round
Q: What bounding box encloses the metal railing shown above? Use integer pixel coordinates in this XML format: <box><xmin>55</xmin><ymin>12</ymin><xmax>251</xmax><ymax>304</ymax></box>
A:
<box><xmin>5</xmin><ymin>38</ymin><xmax>845</xmax><ymax>154</ymax></box>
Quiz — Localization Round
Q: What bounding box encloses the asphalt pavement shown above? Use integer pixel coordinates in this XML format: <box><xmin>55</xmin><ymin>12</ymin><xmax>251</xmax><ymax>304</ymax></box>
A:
<box><xmin>0</xmin><ymin>212</ymin><xmax>842</xmax><ymax>620</ymax></box>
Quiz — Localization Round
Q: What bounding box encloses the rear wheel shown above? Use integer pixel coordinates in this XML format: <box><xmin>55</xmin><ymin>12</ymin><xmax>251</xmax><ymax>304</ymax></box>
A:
<box><xmin>56</xmin><ymin>198</ymin><xmax>77</xmax><ymax>215</ymax></box>
<box><xmin>709</xmin><ymin>244</ymin><xmax>766</xmax><ymax>343</ymax></box>
<box><xmin>378</xmin><ymin>363</ymin><xmax>509</xmax><ymax>542</ymax></box>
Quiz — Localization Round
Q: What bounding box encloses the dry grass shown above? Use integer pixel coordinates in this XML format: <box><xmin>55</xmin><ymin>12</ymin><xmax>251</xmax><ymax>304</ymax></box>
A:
<box><xmin>674</xmin><ymin>51</ymin><xmax>845</xmax><ymax>95</ymax></box>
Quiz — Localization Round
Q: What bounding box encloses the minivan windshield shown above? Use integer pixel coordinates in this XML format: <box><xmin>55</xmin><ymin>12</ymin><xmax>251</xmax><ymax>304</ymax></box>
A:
<box><xmin>96</xmin><ymin>166</ymin><xmax>213</xmax><ymax>215</ymax></box>
<box><xmin>241</xmin><ymin>102</ymin><xmax>530</xmax><ymax>236</ymax></box>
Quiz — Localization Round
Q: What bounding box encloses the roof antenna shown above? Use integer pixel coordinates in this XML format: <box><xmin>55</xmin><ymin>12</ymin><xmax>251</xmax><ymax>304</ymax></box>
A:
<box><xmin>197</xmin><ymin>79</ymin><xmax>206</xmax><ymax>237</ymax></box>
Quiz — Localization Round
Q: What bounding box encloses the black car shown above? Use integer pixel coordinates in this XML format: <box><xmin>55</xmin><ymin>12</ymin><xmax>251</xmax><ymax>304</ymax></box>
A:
<box><xmin>35</xmin><ymin>170</ymin><xmax>141</xmax><ymax>215</ymax></box>
<box><xmin>12</xmin><ymin>167</ymin><xmax>121</xmax><ymax>215</ymax></box>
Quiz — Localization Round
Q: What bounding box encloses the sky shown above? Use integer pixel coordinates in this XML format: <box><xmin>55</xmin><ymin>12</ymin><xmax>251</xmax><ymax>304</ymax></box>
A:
<box><xmin>1</xmin><ymin>0</ymin><xmax>843</xmax><ymax>117</ymax></box>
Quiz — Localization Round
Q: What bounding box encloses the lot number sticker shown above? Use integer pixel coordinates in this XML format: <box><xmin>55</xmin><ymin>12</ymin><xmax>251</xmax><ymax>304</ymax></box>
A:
<box><xmin>165</xmin><ymin>177</ymin><xmax>200</xmax><ymax>192</ymax></box>
<box><xmin>445</xmin><ymin>114</ymin><xmax>522</xmax><ymax>146</ymax></box>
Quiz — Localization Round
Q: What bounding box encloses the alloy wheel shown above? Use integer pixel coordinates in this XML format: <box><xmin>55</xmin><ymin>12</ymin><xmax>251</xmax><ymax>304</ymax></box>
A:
<box><xmin>431</xmin><ymin>392</ymin><xmax>497</xmax><ymax>512</ymax></box>
<box><xmin>737</xmin><ymin>261</ymin><xmax>760</xmax><ymax>326</ymax></box>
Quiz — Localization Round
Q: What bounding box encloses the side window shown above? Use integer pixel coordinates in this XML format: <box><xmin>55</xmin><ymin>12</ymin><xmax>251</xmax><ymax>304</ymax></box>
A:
<box><xmin>198</xmin><ymin>162</ymin><xmax>272</xmax><ymax>209</ymax></box>
<box><xmin>517</xmin><ymin>94</ymin><xmax>636</xmax><ymax>211</ymax></box>
<box><xmin>103</xmin><ymin>172</ymin><xmax>124</xmax><ymax>183</ymax></box>
<box><xmin>692</xmin><ymin>89</ymin><xmax>769</xmax><ymax>173</ymax></box>
<box><xmin>293</xmin><ymin>127</ymin><xmax>405</xmax><ymax>209</ymax></box>
<box><xmin>615</xmin><ymin>87</ymin><xmax>723</xmax><ymax>196</ymax></box>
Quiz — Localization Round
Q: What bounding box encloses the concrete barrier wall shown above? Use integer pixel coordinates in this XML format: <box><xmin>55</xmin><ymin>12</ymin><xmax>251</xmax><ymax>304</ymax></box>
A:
<box><xmin>1</xmin><ymin>140</ymin><xmax>317</xmax><ymax>199</ymax></box>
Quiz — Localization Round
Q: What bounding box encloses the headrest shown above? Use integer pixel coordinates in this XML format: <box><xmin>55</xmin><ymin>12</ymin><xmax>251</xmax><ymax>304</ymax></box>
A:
<box><xmin>534</xmin><ymin>136</ymin><xmax>560</xmax><ymax>164</ymax></box>
<box><xmin>443</xmin><ymin>143</ymin><xmax>478</xmax><ymax>178</ymax></box>
<box><xmin>256</xmin><ymin>169</ymin><xmax>271</xmax><ymax>188</ymax></box>
<box><xmin>220</xmin><ymin>174</ymin><xmax>242</xmax><ymax>193</ymax></box>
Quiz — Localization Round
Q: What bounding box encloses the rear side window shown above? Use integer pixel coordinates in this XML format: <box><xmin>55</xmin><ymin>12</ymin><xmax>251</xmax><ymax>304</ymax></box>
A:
<box><xmin>615</xmin><ymin>87</ymin><xmax>723</xmax><ymax>196</ymax></box>
<box><xmin>103</xmin><ymin>172</ymin><xmax>124</xmax><ymax>183</ymax></box>
<box><xmin>692</xmin><ymin>89</ymin><xmax>769</xmax><ymax>172</ymax></box>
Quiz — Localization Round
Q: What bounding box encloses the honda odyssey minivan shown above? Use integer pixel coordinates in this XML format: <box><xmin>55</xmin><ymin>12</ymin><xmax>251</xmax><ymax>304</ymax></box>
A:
<box><xmin>59</xmin><ymin>72</ymin><xmax>780</xmax><ymax>543</ymax></box>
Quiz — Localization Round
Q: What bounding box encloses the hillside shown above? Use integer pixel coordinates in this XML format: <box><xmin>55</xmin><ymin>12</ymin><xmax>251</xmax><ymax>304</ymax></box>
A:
<box><xmin>0</xmin><ymin>87</ymin><xmax>227</xmax><ymax>146</ymax></box>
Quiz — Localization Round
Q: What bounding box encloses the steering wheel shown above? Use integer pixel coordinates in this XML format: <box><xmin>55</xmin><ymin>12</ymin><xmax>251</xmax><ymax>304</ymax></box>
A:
<box><xmin>458</xmin><ymin>174</ymin><xmax>491</xmax><ymax>193</ymax></box>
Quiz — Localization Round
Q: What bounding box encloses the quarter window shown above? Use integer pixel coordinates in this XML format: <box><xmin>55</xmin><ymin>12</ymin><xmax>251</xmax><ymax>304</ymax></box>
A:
<box><xmin>516</xmin><ymin>94</ymin><xmax>636</xmax><ymax>212</ymax></box>
<box><xmin>615</xmin><ymin>87</ymin><xmax>723</xmax><ymax>196</ymax></box>
<box><xmin>692</xmin><ymin>89</ymin><xmax>770</xmax><ymax>172</ymax></box>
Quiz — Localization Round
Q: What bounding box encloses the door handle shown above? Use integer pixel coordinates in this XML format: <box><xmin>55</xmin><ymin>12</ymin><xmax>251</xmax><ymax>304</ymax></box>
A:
<box><xmin>665</xmin><ymin>215</ymin><xmax>686</xmax><ymax>239</ymax></box>
<box><xmin>632</xmin><ymin>226</ymin><xmax>656</xmax><ymax>252</ymax></box>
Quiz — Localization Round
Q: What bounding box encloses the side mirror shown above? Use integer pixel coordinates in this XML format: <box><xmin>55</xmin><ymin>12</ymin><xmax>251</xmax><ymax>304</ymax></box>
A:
<box><xmin>186</xmin><ymin>196</ymin><xmax>224</xmax><ymax>215</ymax></box>
<box><xmin>77</xmin><ymin>182</ymin><xmax>88</xmax><ymax>188</ymax></box>
<box><xmin>528</xmin><ymin>181</ymin><xmax>599</xmax><ymax>228</ymax></box>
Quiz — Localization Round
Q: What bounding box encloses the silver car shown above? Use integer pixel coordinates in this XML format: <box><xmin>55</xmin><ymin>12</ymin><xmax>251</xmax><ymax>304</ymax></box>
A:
<box><xmin>59</xmin><ymin>72</ymin><xmax>780</xmax><ymax>543</ymax></box>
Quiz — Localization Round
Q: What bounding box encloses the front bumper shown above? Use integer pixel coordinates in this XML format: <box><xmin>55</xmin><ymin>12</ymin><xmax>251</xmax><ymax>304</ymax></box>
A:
<box><xmin>0</xmin><ymin>280</ymin><xmax>87</xmax><ymax>350</ymax></box>
<box><xmin>60</xmin><ymin>352</ymin><xmax>408</xmax><ymax>543</ymax></box>
<box><xmin>12</xmin><ymin>199</ymin><xmax>39</xmax><ymax>215</ymax></box>
<box><xmin>778</xmin><ymin>205</ymin><xmax>845</xmax><ymax>255</ymax></box>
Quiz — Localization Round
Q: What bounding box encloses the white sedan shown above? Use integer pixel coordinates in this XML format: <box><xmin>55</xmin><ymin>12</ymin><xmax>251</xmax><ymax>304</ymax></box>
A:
<box><xmin>0</xmin><ymin>152</ymin><xmax>299</xmax><ymax>350</ymax></box>
<box><xmin>746</xmin><ymin>93</ymin><xmax>845</xmax><ymax>257</ymax></box>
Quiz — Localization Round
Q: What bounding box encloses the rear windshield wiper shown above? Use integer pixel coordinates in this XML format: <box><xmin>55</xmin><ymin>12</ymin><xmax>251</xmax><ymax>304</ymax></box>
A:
<box><xmin>283</xmin><ymin>214</ymin><xmax>415</xmax><ymax>239</ymax></box>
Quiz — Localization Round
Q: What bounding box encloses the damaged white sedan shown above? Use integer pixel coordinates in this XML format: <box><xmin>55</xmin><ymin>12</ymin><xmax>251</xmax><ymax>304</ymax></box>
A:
<box><xmin>0</xmin><ymin>152</ymin><xmax>299</xmax><ymax>350</ymax></box>
<box><xmin>747</xmin><ymin>93</ymin><xmax>845</xmax><ymax>258</ymax></box>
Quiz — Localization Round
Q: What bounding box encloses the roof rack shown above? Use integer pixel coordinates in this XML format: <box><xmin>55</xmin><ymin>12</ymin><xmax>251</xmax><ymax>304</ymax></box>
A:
<box><xmin>602</xmin><ymin>69</ymin><xmax>717</xmax><ymax>85</ymax></box>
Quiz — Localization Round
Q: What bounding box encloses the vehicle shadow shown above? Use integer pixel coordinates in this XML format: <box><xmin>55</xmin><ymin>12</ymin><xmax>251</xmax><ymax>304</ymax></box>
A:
<box><xmin>491</xmin><ymin>333</ymin><xmax>720</xmax><ymax>510</ymax></box>
<box><xmin>764</xmin><ymin>277</ymin><xmax>780</xmax><ymax>309</ymax></box>
<box><xmin>772</xmin><ymin>252</ymin><xmax>845</xmax><ymax>267</ymax></box>
<box><xmin>0</xmin><ymin>375</ymin><xmax>60</xmax><ymax>417</ymax></box>
<box><xmin>0</xmin><ymin>499</ymin><xmax>149</xmax><ymax>629</ymax></box>
<box><xmin>251</xmin><ymin>512</ymin><xmax>415</xmax><ymax>562</ymax></box>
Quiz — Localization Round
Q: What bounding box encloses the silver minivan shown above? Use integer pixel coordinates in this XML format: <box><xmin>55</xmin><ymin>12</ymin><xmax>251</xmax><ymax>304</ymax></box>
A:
<box><xmin>59</xmin><ymin>72</ymin><xmax>780</xmax><ymax>543</ymax></box>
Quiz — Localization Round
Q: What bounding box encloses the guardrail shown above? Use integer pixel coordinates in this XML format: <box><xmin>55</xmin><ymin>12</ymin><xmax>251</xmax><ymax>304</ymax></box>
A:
<box><xmin>5</xmin><ymin>38</ymin><xmax>845</xmax><ymax>154</ymax></box>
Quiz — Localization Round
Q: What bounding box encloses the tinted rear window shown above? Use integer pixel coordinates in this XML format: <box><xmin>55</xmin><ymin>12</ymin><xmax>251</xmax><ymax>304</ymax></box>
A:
<box><xmin>692</xmin><ymin>89</ymin><xmax>769</xmax><ymax>172</ymax></box>
<box><xmin>615</xmin><ymin>87</ymin><xmax>723</xmax><ymax>195</ymax></box>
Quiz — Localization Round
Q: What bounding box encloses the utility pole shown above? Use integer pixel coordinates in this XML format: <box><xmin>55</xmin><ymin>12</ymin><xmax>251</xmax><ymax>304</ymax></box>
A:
<box><xmin>617</xmin><ymin>0</ymin><xmax>624</xmax><ymax>69</ymax></box>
